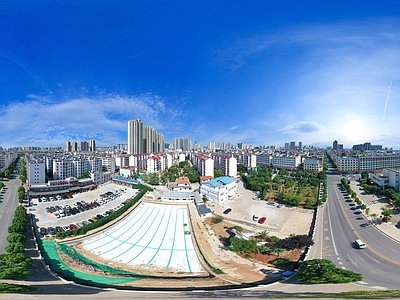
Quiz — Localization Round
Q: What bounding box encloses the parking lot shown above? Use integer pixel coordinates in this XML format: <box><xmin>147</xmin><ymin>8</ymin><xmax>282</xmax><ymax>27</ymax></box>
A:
<box><xmin>209</xmin><ymin>179</ymin><xmax>314</xmax><ymax>237</ymax></box>
<box><xmin>30</xmin><ymin>183</ymin><xmax>141</xmax><ymax>235</ymax></box>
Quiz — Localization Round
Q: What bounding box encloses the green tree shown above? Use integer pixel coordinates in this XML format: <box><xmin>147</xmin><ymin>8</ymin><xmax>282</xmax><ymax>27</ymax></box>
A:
<box><xmin>5</xmin><ymin>243</ymin><xmax>25</xmax><ymax>254</ymax></box>
<box><xmin>214</xmin><ymin>169</ymin><xmax>224</xmax><ymax>178</ymax></box>
<box><xmin>6</xmin><ymin>233</ymin><xmax>26</xmax><ymax>244</ymax></box>
<box><xmin>273</xmin><ymin>248</ymin><xmax>284</xmax><ymax>257</ymax></box>
<box><xmin>257</xmin><ymin>230</ymin><xmax>269</xmax><ymax>240</ymax></box>
<box><xmin>4</xmin><ymin>170</ymin><xmax>10</xmax><ymax>179</ymax></box>
<box><xmin>298</xmin><ymin>259</ymin><xmax>362</xmax><ymax>283</ymax></box>
<box><xmin>381</xmin><ymin>207</ymin><xmax>393</xmax><ymax>222</ymax></box>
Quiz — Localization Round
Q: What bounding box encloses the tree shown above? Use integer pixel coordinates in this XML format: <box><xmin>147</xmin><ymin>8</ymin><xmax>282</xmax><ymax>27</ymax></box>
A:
<box><xmin>381</xmin><ymin>207</ymin><xmax>393</xmax><ymax>222</ymax></box>
<box><xmin>257</xmin><ymin>230</ymin><xmax>269</xmax><ymax>240</ymax></box>
<box><xmin>4</xmin><ymin>170</ymin><xmax>10</xmax><ymax>179</ymax></box>
<box><xmin>298</xmin><ymin>259</ymin><xmax>362</xmax><ymax>283</ymax></box>
<box><xmin>5</xmin><ymin>243</ymin><xmax>25</xmax><ymax>254</ymax></box>
<box><xmin>6</xmin><ymin>233</ymin><xmax>26</xmax><ymax>244</ymax></box>
<box><xmin>273</xmin><ymin>248</ymin><xmax>284</xmax><ymax>257</ymax></box>
<box><xmin>214</xmin><ymin>169</ymin><xmax>224</xmax><ymax>178</ymax></box>
<box><xmin>365</xmin><ymin>207</ymin><xmax>370</xmax><ymax>216</ymax></box>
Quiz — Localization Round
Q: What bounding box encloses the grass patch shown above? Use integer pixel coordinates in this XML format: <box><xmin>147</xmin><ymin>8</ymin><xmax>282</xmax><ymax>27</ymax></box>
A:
<box><xmin>0</xmin><ymin>283</ymin><xmax>37</xmax><ymax>294</ymax></box>
<box><xmin>204</xmin><ymin>259</ymin><xmax>224</xmax><ymax>274</ymax></box>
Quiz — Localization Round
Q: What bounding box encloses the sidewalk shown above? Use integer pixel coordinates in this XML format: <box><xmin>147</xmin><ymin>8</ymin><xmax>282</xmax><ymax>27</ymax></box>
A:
<box><xmin>349</xmin><ymin>181</ymin><xmax>400</xmax><ymax>243</ymax></box>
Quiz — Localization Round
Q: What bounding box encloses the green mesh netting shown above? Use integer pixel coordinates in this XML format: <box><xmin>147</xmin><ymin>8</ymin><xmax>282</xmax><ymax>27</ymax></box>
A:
<box><xmin>40</xmin><ymin>238</ymin><xmax>145</xmax><ymax>285</ymax></box>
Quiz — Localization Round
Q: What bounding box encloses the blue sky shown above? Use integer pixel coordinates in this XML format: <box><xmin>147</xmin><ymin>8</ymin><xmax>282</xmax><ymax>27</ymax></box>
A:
<box><xmin>1</xmin><ymin>1</ymin><xmax>400</xmax><ymax>149</ymax></box>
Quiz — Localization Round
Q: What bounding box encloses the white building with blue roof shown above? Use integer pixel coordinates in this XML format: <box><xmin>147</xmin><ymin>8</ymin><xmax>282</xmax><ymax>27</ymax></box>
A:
<box><xmin>199</xmin><ymin>176</ymin><xmax>237</xmax><ymax>205</ymax></box>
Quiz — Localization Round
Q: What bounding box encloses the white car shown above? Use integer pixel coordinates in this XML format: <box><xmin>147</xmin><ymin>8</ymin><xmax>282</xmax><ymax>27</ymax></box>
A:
<box><xmin>54</xmin><ymin>212</ymin><xmax>60</xmax><ymax>218</ymax></box>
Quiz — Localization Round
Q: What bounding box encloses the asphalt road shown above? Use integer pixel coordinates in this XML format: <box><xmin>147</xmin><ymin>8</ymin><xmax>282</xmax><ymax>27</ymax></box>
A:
<box><xmin>0</xmin><ymin>171</ymin><xmax>21</xmax><ymax>254</ymax></box>
<box><xmin>323</xmin><ymin>174</ymin><xmax>400</xmax><ymax>289</ymax></box>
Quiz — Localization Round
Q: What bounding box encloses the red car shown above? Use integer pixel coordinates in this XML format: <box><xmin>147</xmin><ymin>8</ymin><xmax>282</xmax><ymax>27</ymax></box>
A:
<box><xmin>258</xmin><ymin>217</ymin><xmax>266</xmax><ymax>224</ymax></box>
<box><xmin>69</xmin><ymin>224</ymin><xmax>78</xmax><ymax>230</ymax></box>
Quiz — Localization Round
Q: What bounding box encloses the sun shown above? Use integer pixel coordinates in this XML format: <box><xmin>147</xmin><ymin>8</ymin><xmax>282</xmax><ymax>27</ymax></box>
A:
<box><xmin>345</xmin><ymin>120</ymin><xmax>367</xmax><ymax>142</ymax></box>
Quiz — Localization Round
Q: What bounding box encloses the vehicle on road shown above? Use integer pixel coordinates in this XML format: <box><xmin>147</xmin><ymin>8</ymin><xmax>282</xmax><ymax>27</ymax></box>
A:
<box><xmin>258</xmin><ymin>217</ymin><xmax>266</xmax><ymax>224</ymax></box>
<box><xmin>354</xmin><ymin>239</ymin><xmax>366</xmax><ymax>249</ymax></box>
<box><xmin>253</xmin><ymin>215</ymin><xmax>259</xmax><ymax>221</ymax></box>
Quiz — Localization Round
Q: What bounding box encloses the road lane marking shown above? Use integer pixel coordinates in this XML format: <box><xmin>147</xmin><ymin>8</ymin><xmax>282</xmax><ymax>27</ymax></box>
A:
<box><xmin>347</xmin><ymin>253</ymin><xmax>358</xmax><ymax>267</ymax></box>
<box><xmin>334</xmin><ymin>185</ymin><xmax>400</xmax><ymax>267</ymax></box>
<box><xmin>326</xmin><ymin>202</ymin><xmax>338</xmax><ymax>256</ymax></box>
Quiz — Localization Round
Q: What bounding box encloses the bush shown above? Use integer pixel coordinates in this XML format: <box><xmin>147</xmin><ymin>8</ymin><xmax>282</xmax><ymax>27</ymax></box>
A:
<box><xmin>271</xmin><ymin>257</ymin><xmax>293</xmax><ymax>266</ymax></box>
<box><xmin>213</xmin><ymin>216</ymin><xmax>224</xmax><ymax>224</ymax></box>
<box><xmin>275</xmin><ymin>234</ymin><xmax>314</xmax><ymax>250</ymax></box>
<box><xmin>298</xmin><ymin>259</ymin><xmax>362</xmax><ymax>283</ymax></box>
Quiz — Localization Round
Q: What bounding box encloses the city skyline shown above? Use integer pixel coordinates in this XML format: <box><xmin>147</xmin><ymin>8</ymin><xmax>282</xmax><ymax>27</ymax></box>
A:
<box><xmin>1</xmin><ymin>1</ymin><xmax>400</xmax><ymax>148</ymax></box>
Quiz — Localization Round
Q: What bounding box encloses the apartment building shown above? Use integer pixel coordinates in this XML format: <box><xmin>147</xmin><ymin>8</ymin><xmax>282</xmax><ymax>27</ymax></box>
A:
<box><xmin>271</xmin><ymin>155</ymin><xmax>301</xmax><ymax>169</ymax></box>
<box><xmin>0</xmin><ymin>152</ymin><xmax>18</xmax><ymax>172</ymax></box>
<box><xmin>303</xmin><ymin>157</ymin><xmax>323</xmax><ymax>172</ymax></box>
<box><xmin>27</xmin><ymin>158</ymin><xmax>46</xmax><ymax>185</ymax></box>
<box><xmin>210</xmin><ymin>153</ymin><xmax>237</xmax><ymax>177</ymax></box>
<box><xmin>191</xmin><ymin>154</ymin><xmax>214</xmax><ymax>177</ymax></box>
<box><xmin>232</xmin><ymin>153</ymin><xmax>257</xmax><ymax>169</ymax></box>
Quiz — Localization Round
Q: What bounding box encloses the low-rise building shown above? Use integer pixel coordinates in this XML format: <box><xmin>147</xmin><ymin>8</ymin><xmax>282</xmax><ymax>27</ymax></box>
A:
<box><xmin>200</xmin><ymin>176</ymin><xmax>236</xmax><ymax>205</ymax></box>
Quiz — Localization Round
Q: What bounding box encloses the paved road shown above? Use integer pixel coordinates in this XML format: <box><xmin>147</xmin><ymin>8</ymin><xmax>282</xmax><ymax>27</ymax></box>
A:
<box><xmin>322</xmin><ymin>174</ymin><xmax>400</xmax><ymax>289</ymax></box>
<box><xmin>0</xmin><ymin>170</ymin><xmax>21</xmax><ymax>253</ymax></box>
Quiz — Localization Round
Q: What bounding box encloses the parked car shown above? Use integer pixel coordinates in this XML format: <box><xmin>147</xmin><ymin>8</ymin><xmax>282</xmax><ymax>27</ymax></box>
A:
<box><xmin>76</xmin><ymin>222</ymin><xmax>84</xmax><ymax>228</ymax></box>
<box><xmin>55</xmin><ymin>226</ymin><xmax>63</xmax><ymax>233</ymax></box>
<box><xmin>253</xmin><ymin>215</ymin><xmax>259</xmax><ymax>221</ymax></box>
<box><xmin>39</xmin><ymin>227</ymin><xmax>47</xmax><ymax>235</ymax></box>
<box><xmin>62</xmin><ymin>225</ymin><xmax>70</xmax><ymax>231</ymax></box>
<box><xmin>69</xmin><ymin>224</ymin><xmax>78</xmax><ymax>230</ymax></box>
<box><xmin>223</xmin><ymin>208</ymin><xmax>232</xmax><ymax>214</ymax></box>
<box><xmin>48</xmin><ymin>227</ymin><xmax>56</xmax><ymax>235</ymax></box>
<box><xmin>258</xmin><ymin>217</ymin><xmax>266</xmax><ymax>224</ymax></box>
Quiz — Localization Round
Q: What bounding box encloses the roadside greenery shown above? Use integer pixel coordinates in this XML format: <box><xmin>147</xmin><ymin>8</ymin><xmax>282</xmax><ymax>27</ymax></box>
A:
<box><xmin>19</xmin><ymin>159</ymin><xmax>26</xmax><ymax>183</ymax></box>
<box><xmin>0</xmin><ymin>283</ymin><xmax>37</xmax><ymax>294</ymax></box>
<box><xmin>297</xmin><ymin>259</ymin><xmax>362</xmax><ymax>283</ymax></box>
<box><xmin>18</xmin><ymin>186</ymin><xmax>26</xmax><ymax>204</ymax></box>
<box><xmin>0</xmin><ymin>206</ymin><xmax>33</xmax><ymax>280</ymax></box>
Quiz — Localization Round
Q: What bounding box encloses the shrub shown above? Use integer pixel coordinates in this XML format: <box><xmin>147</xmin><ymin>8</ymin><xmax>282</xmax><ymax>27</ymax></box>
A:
<box><xmin>213</xmin><ymin>216</ymin><xmax>224</xmax><ymax>224</ymax></box>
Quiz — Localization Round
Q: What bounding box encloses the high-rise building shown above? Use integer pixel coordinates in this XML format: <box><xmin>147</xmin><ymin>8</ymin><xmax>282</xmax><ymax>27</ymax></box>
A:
<box><xmin>127</xmin><ymin>120</ymin><xmax>164</xmax><ymax>154</ymax></box>
<box><xmin>284</xmin><ymin>143</ymin><xmax>289</xmax><ymax>152</ymax></box>
<box><xmin>298</xmin><ymin>141</ymin><xmax>302</xmax><ymax>150</ymax></box>
<box><xmin>290</xmin><ymin>141</ymin><xmax>296</xmax><ymax>151</ymax></box>
<box><xmin>333</xmin><ymin>140</ymin><xmax>338</xmax><ymax>150</ymax></box>
<box><xmin>66</xmin><ymin>141</ymin><xmax>77</xmax><ymax>152</ymax></box>
<box><xmin>173</xmin><ymin>137</ymin><xmax>192</xmax><ymax>151</ymax></box>
<box><xmin>128</xmin><ymin>119</ymin><xmax>143</xmax><ymax>154</ymax></box>
<box><xmin>90</xmin><ymin>140</ymin><xmax>96</xmax><ymax>152</ymax></box>
<box><xmin>81</xmin><ymin>141</ymin><xmax>89</xmax><ymax>152</ymax></box>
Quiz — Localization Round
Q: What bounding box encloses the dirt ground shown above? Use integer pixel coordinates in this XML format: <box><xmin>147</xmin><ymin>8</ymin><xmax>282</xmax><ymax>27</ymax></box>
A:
<box><xmin>203</xmin><ymin>217</ymin><xmax>304</xmax><ymax>265</ymax></box>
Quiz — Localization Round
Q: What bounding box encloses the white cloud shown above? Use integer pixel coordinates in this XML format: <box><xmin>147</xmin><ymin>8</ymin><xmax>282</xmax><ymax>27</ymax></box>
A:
<box><xmin>0</xmin><ymin>93</ymin><xmax>183</xmax><ymax>148</ymax></box>
<box><xmin>216</xmin><ymin>19</ymin><xmax>400</xmax><ymax>148</ymax></box>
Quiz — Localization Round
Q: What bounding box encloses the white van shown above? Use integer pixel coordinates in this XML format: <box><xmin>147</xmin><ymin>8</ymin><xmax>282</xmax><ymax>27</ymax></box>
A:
<box><xmin>354</xmin><ymin>239</ymin><xmax>366</xmax><ymax>249</ymax></box>
<box><xmin>253</xmin><ymin>215</ymin><xmax>259</xmax><ymax>221</ymax></box>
